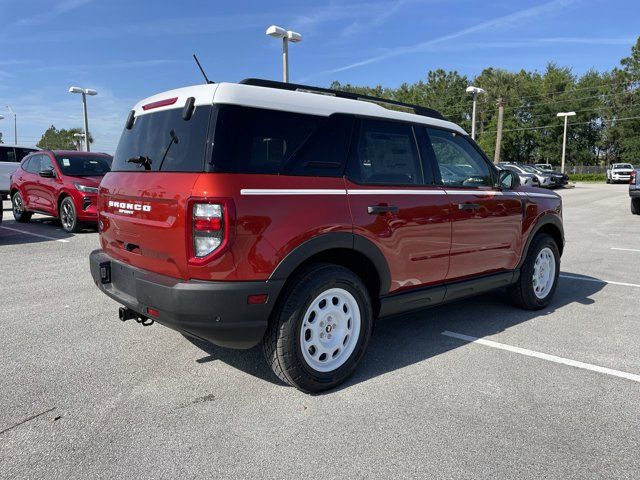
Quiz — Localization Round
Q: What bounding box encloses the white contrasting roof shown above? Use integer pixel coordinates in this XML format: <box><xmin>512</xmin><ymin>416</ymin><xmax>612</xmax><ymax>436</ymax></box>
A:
<box><xmin>132</xmin><ymin>82</ymin><xmax>467</xmax><ymax>135</ymax></box>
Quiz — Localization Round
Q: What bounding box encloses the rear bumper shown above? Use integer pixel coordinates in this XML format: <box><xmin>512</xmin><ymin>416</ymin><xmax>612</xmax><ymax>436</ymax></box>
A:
<box><xmin>89</xmin><ymin>250</ymin><xmax>284</xmax><ymax>349</ymax></box>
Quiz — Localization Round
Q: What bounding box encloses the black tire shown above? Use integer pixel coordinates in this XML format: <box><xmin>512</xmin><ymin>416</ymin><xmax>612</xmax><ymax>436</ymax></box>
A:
<box><xmin>263</xmin><ymin>263</ymin><xmax>373</xmax><ymax>393</ymax></box>
<box><xmin>11</xmin><ymin>191</ymin><xmax>32</xmax><ymax>222</ymax></box>
<box><xmin>507</xmin><ymin>233</ymin><xmax>560</xmax><ymax>310</ymax></box>
<box><xmin>631</xmin><ymin>198</ymin><xmax>640</xmax><ymax>215</ymax></box>
<box><xmin>606</xmin><ymin>177</ymin><xmax>610</xmax><ymax>184</ymax></box>
<box><xmin>59</xmin><ymin>197</ymin><xmax>82</xmax><ymax>233</ymax></box>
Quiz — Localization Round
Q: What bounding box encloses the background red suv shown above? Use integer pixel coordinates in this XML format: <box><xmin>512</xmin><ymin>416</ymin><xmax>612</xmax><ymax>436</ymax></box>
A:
<box><xmin>10</xmin><ymin>150</ymin><xmax>112</xmax><ymax>232</ymax></box>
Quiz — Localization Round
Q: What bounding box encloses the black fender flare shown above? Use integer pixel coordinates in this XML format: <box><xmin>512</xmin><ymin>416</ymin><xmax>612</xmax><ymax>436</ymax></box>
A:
<box><xmin>517</xmin><ymin>213</ymin><xmax>564</xmax><ymax>269</ymax></box>
<box><xmin>268</xmin><ymin>232</ymin><xmax>391</xmax><ymax>295</ymax></box>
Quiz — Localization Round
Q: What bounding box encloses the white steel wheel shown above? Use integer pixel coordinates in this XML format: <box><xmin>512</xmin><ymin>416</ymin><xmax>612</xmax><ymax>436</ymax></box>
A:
<box><xmin>532</xmin><ymin>247</ymin><xmax>556</xmax><ymax>299</ymax></box>
<box><xmin>300</xmin><ymin>287</ymin><xmax>361</xmax><ymax>373</ymax></box>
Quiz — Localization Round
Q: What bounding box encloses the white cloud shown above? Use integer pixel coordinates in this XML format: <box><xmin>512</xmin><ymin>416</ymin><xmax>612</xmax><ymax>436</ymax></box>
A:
<box><xmin>11</xmin><ymin>0</ymin><xmax>96</xmax><ymax>28</ymax></box>
<box><xmin>308</xmin><ymin>0</ymin><xmax>582</xmax><ymax>78</ymax></box>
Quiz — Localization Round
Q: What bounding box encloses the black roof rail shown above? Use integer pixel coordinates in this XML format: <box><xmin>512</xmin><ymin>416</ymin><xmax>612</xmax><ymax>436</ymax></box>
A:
<box><xmin>239</xmin><ymin>78</ymin><xmax>445</xmax><ymax>120</ymax></box>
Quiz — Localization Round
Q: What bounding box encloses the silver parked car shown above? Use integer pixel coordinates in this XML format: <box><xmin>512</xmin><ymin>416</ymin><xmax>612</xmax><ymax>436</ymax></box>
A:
<box><xmin>0</xmin><ymin>144</ymin><xmax>39</xmax><ymax>199</ymax></box>
<box><xmin>497</xmin><ymin>164</ymin><xmax>535</xmax><ymax>187</ymax></box>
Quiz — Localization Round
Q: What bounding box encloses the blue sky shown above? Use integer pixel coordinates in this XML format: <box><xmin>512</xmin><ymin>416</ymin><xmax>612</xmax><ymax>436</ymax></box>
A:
<box><xmin>0</xmin><ymin>0</ymin><xmax>638</xmax><ymax>153</ymax></box>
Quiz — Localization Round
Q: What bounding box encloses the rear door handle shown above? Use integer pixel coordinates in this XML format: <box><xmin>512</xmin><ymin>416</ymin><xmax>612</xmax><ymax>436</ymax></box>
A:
<box><xmin>367</xmin><ymin>205</ymin><xmax>398</xmax><ymax>215</ymax></box>
<box><xmin>458</xmin><ymin>203</ymin><xmax>481</xmax><ymax>210</ymax></box>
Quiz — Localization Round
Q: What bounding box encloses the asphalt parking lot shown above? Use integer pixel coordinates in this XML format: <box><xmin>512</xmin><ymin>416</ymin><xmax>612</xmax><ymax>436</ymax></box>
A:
<box><xmin>1</xmin><ymin>183</ymin><xmax>639</xmax><ymax>479</ymax></box>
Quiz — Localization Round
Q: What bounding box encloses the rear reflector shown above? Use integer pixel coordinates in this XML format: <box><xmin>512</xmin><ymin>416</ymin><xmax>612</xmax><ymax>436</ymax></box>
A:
<box><xmin>247</xmin><ymin>294</ymin><xmax>268</xmax><ymax>305</ymax></box>
<box><xmin>194</xmin><ymin>217</ymin><xmax>222</xmax><ymax>231</ymax></box>
<box><xmin>146</xmin><ymin>307</ymin><xmax>160</xmax><ymax>317</ymax></box>
<box><xmin>142</xmin><ymin>97</ymin><xmax>178</xmax><ymax>111</ymax></box>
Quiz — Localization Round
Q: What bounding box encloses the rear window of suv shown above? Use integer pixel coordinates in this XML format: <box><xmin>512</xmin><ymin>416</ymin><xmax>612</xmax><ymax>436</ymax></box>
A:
<box><xmin>112</xmin><ymin>106</ymin><xmax>212</xmax><ymax>172</ymax></box>
<box><xmin>55</xmin><ymin>155</ymin><xmax>111</xmax><ymax>176</ymax></box>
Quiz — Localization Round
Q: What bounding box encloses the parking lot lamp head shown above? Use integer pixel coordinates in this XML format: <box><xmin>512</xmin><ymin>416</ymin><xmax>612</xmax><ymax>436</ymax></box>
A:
<box><xmin>466</xmin><ymin>86</ymin><xmax>486</xmax><ymax>140</ymax></box>
<box><xmin>69</xmin><ymin>86</ymin><xmax>98</xmax><ymax>152</ymax></box>
<box><xmin>265</xmin><ymin>25</ymin><xmax>302</xmax><ymax>83</ymax></box>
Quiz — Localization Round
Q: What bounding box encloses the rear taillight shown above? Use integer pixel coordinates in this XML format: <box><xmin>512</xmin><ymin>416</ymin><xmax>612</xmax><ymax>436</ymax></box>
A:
<box><xmin>188</xmin><ymin>199</ymin><xmax>234</xmax><ymax>265</ymax></box>
<box><xmin>631</xmin><ymin>171</ymin><xmax>637</xmax><ymax>185</ymax></box>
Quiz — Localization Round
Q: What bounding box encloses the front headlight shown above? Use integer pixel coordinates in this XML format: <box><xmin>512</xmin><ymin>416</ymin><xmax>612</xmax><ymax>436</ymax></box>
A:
<box><xmin>74</xmin><ymin>182</ymin><xmax>99</xmax><ymax>194</ymax></box>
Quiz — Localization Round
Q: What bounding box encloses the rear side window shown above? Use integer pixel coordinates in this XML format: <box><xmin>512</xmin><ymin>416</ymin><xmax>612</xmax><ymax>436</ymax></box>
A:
<box><xmin>347</xmin><ymin>119</ymin><xmax>422</xmax><ymax>185</ymax></box>
<box><xmin>211</xmin><ymin>106</ymin><xmax>353</xmax><ymax>177</ymax></box>
<box><xmin>23</xmin><ymin>155</ymin><xmax>42</xmax><ymax>173</ymax></box>
<box><xmin>21</xmin><ymin>157</ymin><xmax>34</xmax><ymax>172</ymax></box>
<box><xmin>426</xmin><ymin>128</ymin><xmax>492</xmax><ymax>187</ymax></box>
<box><xmin>0</xmin><ymin>147</ymin><xmax>16</xmax><ymax>163</ymax></box>
<box><xmin>112</xmin><ymin>106</ymin><xmax>212</xmax><ymax>172</ymax></box>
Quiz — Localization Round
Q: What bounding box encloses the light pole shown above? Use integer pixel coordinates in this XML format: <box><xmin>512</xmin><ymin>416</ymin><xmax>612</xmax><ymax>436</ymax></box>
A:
<box><xmin>266</xmin><ymin>25</ymin><xmax>302</xmax><ymax>83</ymax></box>
<box><xmin>69</xmin><ymin>86</ymin><xmax>98</xmax><ymax>151</ymax></box>
<box><xmin>556</xmin><ymin>111</ymin><xmax>576</xmax><ymax>174</ymax></box>
<box><xmin>466</xmin><ymin>86</ymin><xmax>486</xmax><ymax>140</ymax></box>
<box><xmin>73</xmin><ymin>133</ymin><xmax>85</xmax><ymax>151</ymax></box>
<box><xmin>6</xmin><ymin>106</ymin><xmax>17</xmax><ymax>144</ymax></box>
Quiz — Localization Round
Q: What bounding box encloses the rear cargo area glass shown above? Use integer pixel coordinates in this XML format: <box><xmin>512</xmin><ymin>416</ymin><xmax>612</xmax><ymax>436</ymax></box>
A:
<box><xmin>112</xmin><ymin>106</ymin><xmax>211</xmax><ymax>172</ymax></box>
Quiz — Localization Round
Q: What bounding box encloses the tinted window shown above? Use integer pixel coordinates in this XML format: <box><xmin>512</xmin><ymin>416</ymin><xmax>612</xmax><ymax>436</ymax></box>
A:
<box><xmin>23</xmin><ymin>155</ymin><xmax>41</xmax><ymax>173</ymax></box>
<box><xmin>54</xmin><ymin>155</ymin><xmax>110</xmax><ymax>176</ymax></box>
<box><xmin>286</xmin><ymin>114</ymin><xmax>354</xmax><ymax>177</ymax></box>
<box><xmin>426</xmin><ymin>128</ymin><xmax>492</xmax><ymax>187</ymax></box>
<box><xmin>21</xmin><ymin>157</ymin><xmax>33</xmax><ymax>172</ymax></box>
<box><xmin>15</xmin><ymin>148</ymin><xmax>36</xmax><ymax>161</ymax></box>
<box><xmin>212</xmin><ymin>105</ymin><xmax>330</xmax><ymax>175</ymax></box>
<box><xmin>41</xmin><ymin>156</ymin><xmax>54</xmax><ymax>172</ymax></box>
<box><xmin>348</xmin><ymin>119</ymin><xmax>422</xmax><ymax>185</ymax></box>
<box><xmin>112</xmin><ymin>106</ymin><xmax>212</xmax><ymax>172</ymax></box>
<box><xmin>0</xmin><ymin>147</ymin><xmax>16</xmax><ymax>163</ymax></box>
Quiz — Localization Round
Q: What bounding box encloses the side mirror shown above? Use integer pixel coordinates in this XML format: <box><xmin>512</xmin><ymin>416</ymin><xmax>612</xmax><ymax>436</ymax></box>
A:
<box><xmin>39</xmin><ymin>168</ymin><xmax>55</xmax><ymax>178</ymax></box>
<box><xmin>498</xmin><ymin>170</ymin><xmax>519</xmax><ymax>190</ymax></box>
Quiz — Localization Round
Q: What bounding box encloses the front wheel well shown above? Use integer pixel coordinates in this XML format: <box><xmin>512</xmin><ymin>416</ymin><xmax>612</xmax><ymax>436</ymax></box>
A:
<box><xmin>279</xmin><ymin>248</ymin><xmax>382</xmax><ymax>317</ymax></box>
<box><xmin>57</xmin><ymin>193</ymin><xmax>71</xmax><ymax>215</ymax></box>
<box><xmin>534</xmin><ymin>223</ymin><xmax>564</xmax><ymax>256</ymax></box>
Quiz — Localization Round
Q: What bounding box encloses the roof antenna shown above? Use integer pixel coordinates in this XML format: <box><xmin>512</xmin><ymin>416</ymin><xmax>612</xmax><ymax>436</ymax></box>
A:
<box><xmin>193</xmin><ymin>54</ymin><xmax>213</xmax><ymax>84</ymax></box>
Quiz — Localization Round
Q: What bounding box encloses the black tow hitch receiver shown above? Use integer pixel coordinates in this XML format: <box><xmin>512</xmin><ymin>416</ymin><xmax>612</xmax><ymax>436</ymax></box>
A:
<box><xmin>99</xmin><ymin>261</ymin><xmax>111</xmax><ymax>284</ymax></box>
<box><xmin>118</xmin><ymin>307</ymin><xmax>154</xmax><ymax>326</ymax></box>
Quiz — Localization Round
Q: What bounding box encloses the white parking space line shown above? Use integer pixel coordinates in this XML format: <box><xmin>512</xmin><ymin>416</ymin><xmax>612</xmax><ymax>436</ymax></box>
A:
<box><xmin>442</xmin><ymin>331</ymin><xmax>640</xmax><ymax>383</ymax></box>
<box><xmin>611</xmin><ymin>247</ymin><xmax>640</xmax><ymax>253</ymax></box>
<box><xmin>0</xmin><ymin>226</ymin><xmax>70</xmax><ymax>243</ymax></box>
<box><xmin>560</xmin><ymin>274</ymin><xmax>640</xmax><ymax>289</ymax></box>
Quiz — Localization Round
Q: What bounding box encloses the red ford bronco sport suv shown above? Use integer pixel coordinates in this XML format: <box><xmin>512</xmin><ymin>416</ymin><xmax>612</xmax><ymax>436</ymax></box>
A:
<box><xmin>90</xmin><ymin>79</ymin><xmax>564</xmax><ymax>392</ymax></box>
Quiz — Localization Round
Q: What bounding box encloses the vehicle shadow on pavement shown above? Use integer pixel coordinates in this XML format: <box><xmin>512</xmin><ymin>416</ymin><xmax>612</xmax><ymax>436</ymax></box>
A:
<box><xmin>0</xmin><ymin>218</ymin><xmax>94</xmax><ymax>246</ymax></box>
<box><xmin>186</xmin><ymin>272</ymin><xmax>605</xmax><ymax>392</ymax></box>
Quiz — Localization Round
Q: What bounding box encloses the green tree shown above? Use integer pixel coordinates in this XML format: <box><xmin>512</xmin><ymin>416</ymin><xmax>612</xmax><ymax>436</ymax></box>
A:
<box><xmin>474</xmin><ymin>68</ymin><xmax>518</xmax><ymax>162</ymax></box>
<box><xmin>37</xmin><ymin>126</ymin><xmax>93</xmax><ymax>150</ymax></box>
<box><xmin>606</xmin><ymin>37</ymin><xmax>640</xmax><ymax>163</ymax></box>
<box><xmin>329</xmin><ymin>36</ymin><xmax>640</xmax><ymax>166</ymax></box>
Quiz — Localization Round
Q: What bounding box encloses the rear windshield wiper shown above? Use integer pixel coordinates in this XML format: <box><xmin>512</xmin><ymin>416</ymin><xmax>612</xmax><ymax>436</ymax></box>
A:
<box><xmin>158</xmin><ymin>129</ymin><xmax>179</xmax><ymax>171</ymax></box>
<box><xmin>127</xmin><ymin>155</ymin><xmax>152</xmax><ymax>170</ymax></box>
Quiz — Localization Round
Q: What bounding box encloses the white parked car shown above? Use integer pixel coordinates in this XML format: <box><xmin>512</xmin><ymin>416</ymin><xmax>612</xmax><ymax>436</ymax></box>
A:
<box><xmin>606</xmin><ymin>163</ymin><xmax>634</xmax><ymax>184</ymax></box>
<box><xmin>0</xmin><ymin>144</ymin><xmax>39</xmax><ymax>199</ymax></box>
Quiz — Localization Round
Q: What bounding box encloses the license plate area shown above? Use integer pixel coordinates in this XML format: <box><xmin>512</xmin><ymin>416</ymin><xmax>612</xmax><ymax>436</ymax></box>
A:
<box><xmin>99</xmin><ymin>261</ymin><xmax>111</xmax><ymax>284</ymax></box>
